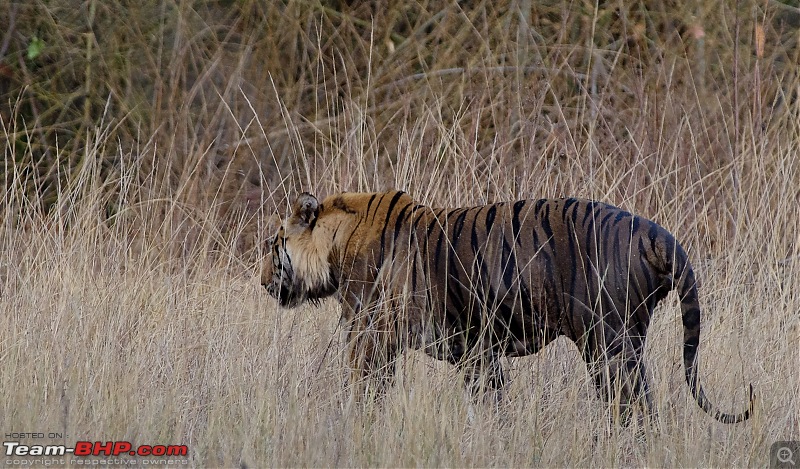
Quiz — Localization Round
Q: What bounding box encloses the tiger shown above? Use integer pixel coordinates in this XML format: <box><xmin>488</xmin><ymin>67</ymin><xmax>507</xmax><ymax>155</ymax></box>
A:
<box><xmin>261</xmin><ymin>189</ymin><xmax>754</xmax><ymax>424</ymax></box>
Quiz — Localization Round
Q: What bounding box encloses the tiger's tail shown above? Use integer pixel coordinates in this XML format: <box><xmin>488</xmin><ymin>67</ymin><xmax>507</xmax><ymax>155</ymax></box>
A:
<box><xmin>674</xmin><ymin>246</ymin><xmax>754</xmax><ymax>423</ymax></box>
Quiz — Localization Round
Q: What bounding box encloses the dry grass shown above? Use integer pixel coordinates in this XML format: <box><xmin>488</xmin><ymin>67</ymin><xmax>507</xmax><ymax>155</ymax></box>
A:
<box><xmin>2</xmin><ymin>0</ymin><xmax>800</xmax><ymax>467</ymax></box>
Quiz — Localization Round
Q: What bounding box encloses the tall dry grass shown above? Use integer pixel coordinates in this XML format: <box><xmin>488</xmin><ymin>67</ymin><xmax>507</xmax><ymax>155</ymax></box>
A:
<box><xmin>2</xmin><ymin>0</ymin><xmax>800</xmax><ymax>467</ymax></box>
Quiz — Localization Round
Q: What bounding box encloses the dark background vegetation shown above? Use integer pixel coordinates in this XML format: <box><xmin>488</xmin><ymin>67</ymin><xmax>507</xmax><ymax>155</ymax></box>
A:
<box><xmin>1</xmin><ymin>0</ymin><xmax>798</xmax><ymax>251</ymax></box>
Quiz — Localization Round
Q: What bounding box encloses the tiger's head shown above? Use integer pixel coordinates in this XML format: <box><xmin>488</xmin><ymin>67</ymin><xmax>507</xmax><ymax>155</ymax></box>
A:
<box><xmin>261</xmin><ymin>193</ymin><xmax>339</xmax><ymax>307</ymax></box>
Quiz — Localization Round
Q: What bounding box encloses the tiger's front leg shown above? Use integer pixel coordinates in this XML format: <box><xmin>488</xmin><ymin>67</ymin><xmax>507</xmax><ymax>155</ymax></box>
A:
<box><xmin>341</xmin><ymin>293</ymin><xmax>401</xmax><ymax>402</ymax></box>
<box><xmin>456</xmin><ymin>347</ymin><xmax>507</xmax><ymax>406</ymax></box>
<box><xmin>345</xmin><ymin>320</ymin><xmax>400</xmax><ymax>401</ymax></box>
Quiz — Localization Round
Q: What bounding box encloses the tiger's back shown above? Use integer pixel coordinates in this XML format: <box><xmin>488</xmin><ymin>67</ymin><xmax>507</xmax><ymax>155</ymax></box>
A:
<box><xmin>395</xmin><ymin>198</ymin><xmax>675</xmax><ymax>357</ymax></box>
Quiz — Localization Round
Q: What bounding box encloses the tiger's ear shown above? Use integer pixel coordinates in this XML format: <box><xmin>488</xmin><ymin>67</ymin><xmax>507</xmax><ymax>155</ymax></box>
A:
<box><xmin>291</xmin><ymin>192</ymin><xmax>319</xmax><ymax>228</ymax></box>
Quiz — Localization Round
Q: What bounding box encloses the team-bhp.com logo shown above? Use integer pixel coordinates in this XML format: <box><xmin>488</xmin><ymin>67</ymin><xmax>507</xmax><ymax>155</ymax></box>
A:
<box><xmin>5</xmin><ymin>440</ymin><xmax>187</xmax><ymax>458</ymax></box>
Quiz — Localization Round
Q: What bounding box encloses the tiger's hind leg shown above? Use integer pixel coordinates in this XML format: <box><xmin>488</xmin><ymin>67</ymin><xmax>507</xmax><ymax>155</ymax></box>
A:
<box><xmin>591</xmin><ymin>354</ymin><xmax>654</xmax><ymax>428</ymax></box>
<box><xmin>582</xmin><ymin>324</ymin><xmax>654</xmax><ymax>427</ymax></box>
